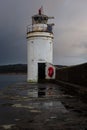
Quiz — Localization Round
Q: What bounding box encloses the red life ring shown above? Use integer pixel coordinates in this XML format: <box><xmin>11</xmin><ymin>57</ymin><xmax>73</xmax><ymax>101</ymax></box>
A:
<box><xmin>48</xmin><ymin>67</ymin><xmax>54</xmax><ymax>77</ymax></box>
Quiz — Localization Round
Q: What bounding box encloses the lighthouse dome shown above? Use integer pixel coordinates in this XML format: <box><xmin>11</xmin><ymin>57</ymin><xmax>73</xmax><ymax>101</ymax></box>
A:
<box><xmin>32</xmin><ymin>14</ymin><xmax>48</xmax><ymax>25</ymax></box>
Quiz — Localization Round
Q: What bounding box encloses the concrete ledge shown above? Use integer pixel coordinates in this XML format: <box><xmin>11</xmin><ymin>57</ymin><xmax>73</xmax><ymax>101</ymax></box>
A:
<box><xmin>55</xmin><ymin>80</ymin><xmax>87</xmax><ymax>100</ymax></box>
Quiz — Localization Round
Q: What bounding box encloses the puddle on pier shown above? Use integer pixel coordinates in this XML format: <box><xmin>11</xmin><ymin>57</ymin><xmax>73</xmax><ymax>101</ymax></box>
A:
<box><xmin>0</xmin><ymin>83</ymin><xmax>69</xmax><ymax>128</ymax></box>
<box><xmin>26</xmin><ymin>84</ymin><xmax>58</xmax><ymax>98</ymax></box>
<box><xmin>12</xmin><ymin>83</ymin><xmax>68</xmax><ymax>113</ymax></box>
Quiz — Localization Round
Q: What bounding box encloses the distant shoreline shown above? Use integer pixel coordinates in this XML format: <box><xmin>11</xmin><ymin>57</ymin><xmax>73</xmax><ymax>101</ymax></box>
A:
<box><xmin>0</xmin><ymin>64</ymin><xmax>27</xmax><ymax>74</ymax></box>
<box><xmin>0</xmin><ymin>73</ymin><xmax>27</xmax><ymax>75</ymax></box>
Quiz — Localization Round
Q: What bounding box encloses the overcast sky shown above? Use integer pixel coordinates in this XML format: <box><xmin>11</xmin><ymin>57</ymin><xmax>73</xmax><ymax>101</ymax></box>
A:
<box><xmin>0</xmin><ymin>0</ymin><xmax>87</xmax><ymax>65</ymax></box>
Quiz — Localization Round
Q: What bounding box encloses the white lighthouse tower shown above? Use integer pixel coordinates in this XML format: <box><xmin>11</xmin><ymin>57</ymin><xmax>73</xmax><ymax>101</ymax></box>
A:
<box><xmin>26</xmin><ymin>8</ymin><xmax>54</xmax><ymax>82</ymax></box>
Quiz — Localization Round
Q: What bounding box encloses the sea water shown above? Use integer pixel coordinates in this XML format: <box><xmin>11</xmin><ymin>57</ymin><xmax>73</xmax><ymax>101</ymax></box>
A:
<box><xmin>0</xmin><ymin>74</ymin><xmax>27</xmax><ymax>90</ymax></box>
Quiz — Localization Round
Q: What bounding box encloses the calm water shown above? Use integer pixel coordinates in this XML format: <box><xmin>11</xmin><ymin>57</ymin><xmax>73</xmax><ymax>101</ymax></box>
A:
<box><xmin>0</xmin><ymin>74</ymin><xmax>27</xmax><ymax>90</ymax></box>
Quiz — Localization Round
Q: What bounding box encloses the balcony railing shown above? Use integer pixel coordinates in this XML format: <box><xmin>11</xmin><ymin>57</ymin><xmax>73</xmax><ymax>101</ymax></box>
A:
<box><xmin>27</xmin><ymin>24</ymin><xmax>53</xmax><ymax>34</ymax></box>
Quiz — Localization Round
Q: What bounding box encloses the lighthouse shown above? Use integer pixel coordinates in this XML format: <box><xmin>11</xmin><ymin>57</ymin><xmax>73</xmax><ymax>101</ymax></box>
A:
<box><xmin>26</xmin><ymin>8</ymin><xmax>54</xmax><ymax>82</ymax></box>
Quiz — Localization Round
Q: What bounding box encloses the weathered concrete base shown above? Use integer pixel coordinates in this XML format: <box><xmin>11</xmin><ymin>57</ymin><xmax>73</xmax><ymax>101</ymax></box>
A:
<box><xmin>27</xmin><ymin>79</ymin><xmax>38</xmax><ymax>83</ymax></box>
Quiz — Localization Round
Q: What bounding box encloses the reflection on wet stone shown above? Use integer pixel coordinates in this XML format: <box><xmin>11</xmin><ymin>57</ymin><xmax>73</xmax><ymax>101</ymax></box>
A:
<box><xmin>27</xmin><ymin>84</ymin><xmax>56</xmax><ymax>98</ymax></box>
<box><xmin>38</xmin><ymin>86</ymin><xmax>46</xmax><ymax>98</ymax></box>
<box><xmin>28</xmin><ymin>88</ymin><xmax>38</xmax><ymax>98</ymax></box>
<box><xmin>0</xmin><ymin>83</ymin><xmax>87</xmax><ymax>130</ymax></box>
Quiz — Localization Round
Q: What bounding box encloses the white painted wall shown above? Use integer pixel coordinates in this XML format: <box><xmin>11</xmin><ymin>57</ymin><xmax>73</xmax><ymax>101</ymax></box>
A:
<box><xmin>27</xmin><ymin>31</ymin><xmax>54</xmax><ymax>82</ymax></box>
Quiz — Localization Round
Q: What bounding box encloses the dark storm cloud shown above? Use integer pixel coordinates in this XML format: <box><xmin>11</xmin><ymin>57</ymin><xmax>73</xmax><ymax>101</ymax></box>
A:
<box><xmin>0</xmin><ymin>0</ymin><xmax>87</xmax><ymax>65</ymax></box>
<box><xmin>0</xmin><ymin>0</ymin><xmax>27</xmax><ymax>64</ymax></box>
<box><xmin>0</xmin><ymin>0</ymin><xmax>46</xmax><ymax>65</ymax></box>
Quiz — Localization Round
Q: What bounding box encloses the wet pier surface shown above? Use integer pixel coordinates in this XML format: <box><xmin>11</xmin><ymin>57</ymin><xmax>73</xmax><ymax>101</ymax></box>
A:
<box><xmin>0</xmin><ymin>82</ymin><xmax>87</xmax><ymax>130</ymax></box>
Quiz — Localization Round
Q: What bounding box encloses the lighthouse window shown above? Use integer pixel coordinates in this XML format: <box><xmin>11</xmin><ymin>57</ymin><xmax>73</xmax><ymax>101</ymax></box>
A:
<box><xmin>34</xmin><ymin>17</ymin><xmax>38</xmax><ymax>21</ymax></box>
<box><xmin>34</xmin><ymin>16</ymin><xmax>47</xmax><ymax>24</ymax></box>
<box><xmin>47</xmin><ymin>25</ymin><xmax>52</xmax><ymax>33</ymax></box>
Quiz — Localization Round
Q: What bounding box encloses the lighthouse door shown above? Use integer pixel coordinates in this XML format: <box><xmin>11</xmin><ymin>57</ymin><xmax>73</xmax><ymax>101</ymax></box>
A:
<box><xmin>38</xmin><ymin>63</ymin><xmax>45</xmax><ymax>82</ymax></box>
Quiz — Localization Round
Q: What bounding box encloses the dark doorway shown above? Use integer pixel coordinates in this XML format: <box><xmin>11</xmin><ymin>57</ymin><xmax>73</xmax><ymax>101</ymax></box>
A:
<box><xmin>38</xmin><ymin>63</ymin><xmax>45</xmax><ymax>82</ymax></box>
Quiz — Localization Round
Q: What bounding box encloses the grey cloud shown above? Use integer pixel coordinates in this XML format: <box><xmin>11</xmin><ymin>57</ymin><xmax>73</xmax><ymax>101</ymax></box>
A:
<box><xmin>0</xmin><ymin>0</ymin><xmax>87</xmax><ymax>65</ymax></box>
<box><xmin>72</xmin><ymin>42</ymin><xmax>87</xmax><ymax>49</ymax></box>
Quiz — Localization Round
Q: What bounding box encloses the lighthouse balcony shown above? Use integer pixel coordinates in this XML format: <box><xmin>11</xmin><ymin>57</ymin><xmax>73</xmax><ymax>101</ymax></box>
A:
<box><xmin>27</xmin><ymin>24</ymin><xmax>53</xmax><ymax>34</ymax></box>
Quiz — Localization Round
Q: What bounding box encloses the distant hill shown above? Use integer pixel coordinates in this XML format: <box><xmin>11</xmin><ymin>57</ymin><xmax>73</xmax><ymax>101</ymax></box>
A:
<box><xmin>0</xmin><ymin>64</ymin><xmax>27</xmax><ymax>74</ymax></box>
<box><xmin>0</xmin><ymin>64</ymin><xmax>67</xmax><ymax>74</ymax></box>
